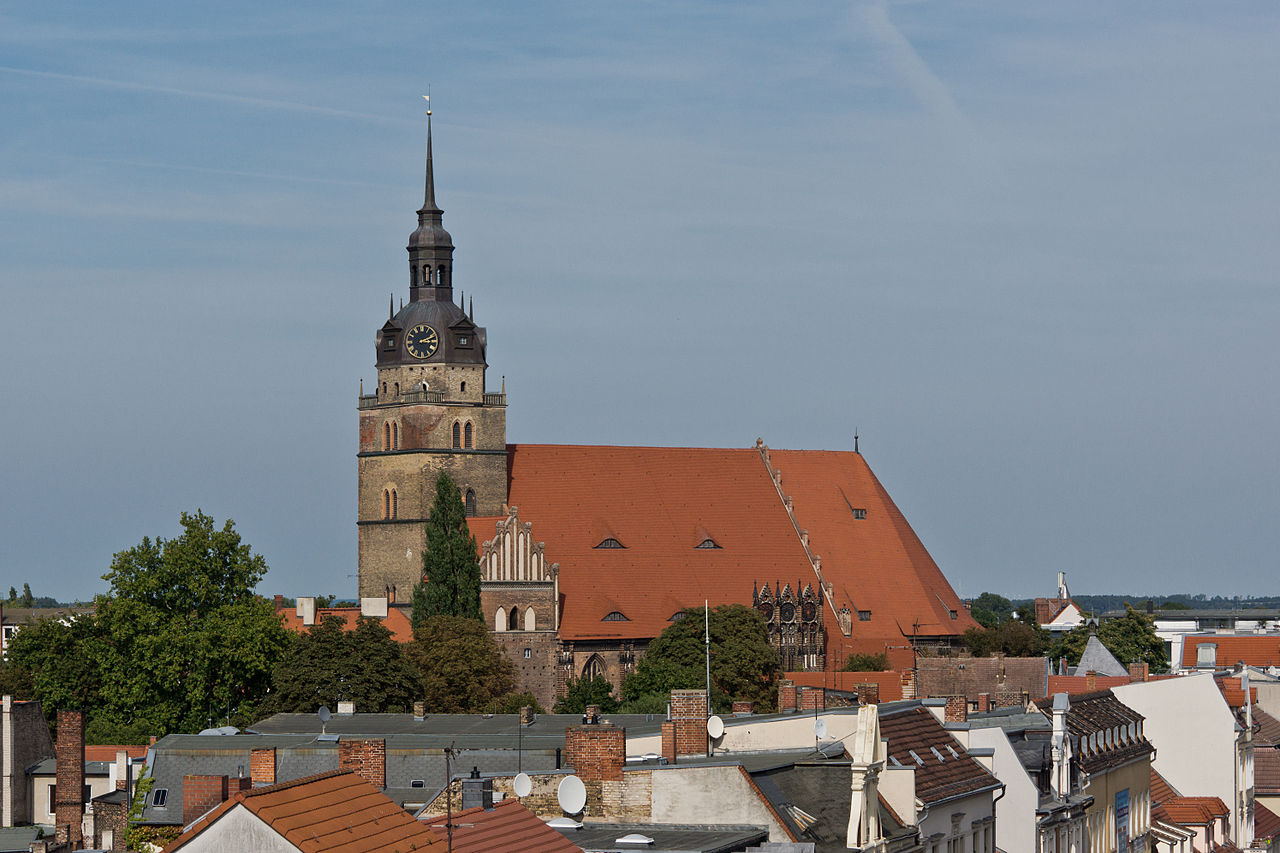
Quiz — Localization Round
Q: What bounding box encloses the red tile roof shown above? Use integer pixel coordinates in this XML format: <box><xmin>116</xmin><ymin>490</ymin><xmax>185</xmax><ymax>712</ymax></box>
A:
<box><xmin>1156</xmin><ymin>796</ymin><xmax>1229</xmax><ymax>827</ymax></box>
<box><xmin>1214</xmin><ymin>676</ymin><xmax>1258</xmax><ymax>709</ymax></box>
<box><xmin>421</xmin><ymin>798</ymin><xmax>583</xmax><ymax>852</ymax></box>
<box><xmin>1255</xmin><ymin>707</ymin><xmax>1280</xmax><ymax>747</ymax></box>
<box><xmin>162</xmin><ymin>770</ymin><xmax>446</xmax><ymax>853</ymax></box>
<box><xmin>1255</xmin><ymin>748</ymin><xmax>1280</xmax><ymax>794</ymax></box>
<box><xmin>1256</xmin><ymin>802</ymin><xmax>1280</xmax><ymax>842</ymax></box>
<box><xmin>915</xmin><ymin>657</ymin><xmax>1048</xmax><ymax>702</ymax></box>
<box><xmin>1182</xmin><ymin>635</ymin><xmax>1280</xmax><ymax>669</ymax></box>
<box><xmin>1151</xmin><ymin>769</ymin><xmax>1181</xmax><ymax>805</ymax></box>
<box><xmin>785</xmin><ymin>670</ymin><xmax>906</xmax><ymax>701</ymax></box>
<box><xmin>278</xmin><ymin>605</ymin><xmax>414</xmax><ymax>644</ymax></box>
<box><xmin>879</xmin><ymin>705</ymin><xmax>1000</xmax><ymax>805</ymax></box>
<box><xmin>492</xmin><ymin>444</ymin><xmax>975</xmax><ymax>645</ymax></box>
<box><xmin>84</xmin><ymin>745</ymin><xmax>147</xmax><ymax>762</ymax></box>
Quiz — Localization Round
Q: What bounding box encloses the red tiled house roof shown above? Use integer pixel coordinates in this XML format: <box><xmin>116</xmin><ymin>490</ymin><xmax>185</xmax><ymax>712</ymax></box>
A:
<box><xmin>1151</xmin><ymin>769</ymin><xmax>1181</xmax><ymax>806</ymax></box>
<box><xmin>914</xmin><ymin>657</ymin><xmax>1048</xmax><ymax>702</ymax></box>
<box><xmin>278</xmin><ymin>605</ymin><xmax>414</xmax><ymax>644</ymax></box>
<box><xmin>421</xmin><ymin>798</ymin><xmax>583</xmax><ymax>852</ymax></box>
<box><xmin>163</xmin><ymin>770</ymin><xmax>445</xmax><ymax>852</ymax></box>
<box><xmin>786</xmin><ymin>670</ymin><xmax>906</xmax><ymax>702</ymax></box>
<box><xmin>1182</xmin><ymin>635</ymin><xmax>1280</xmax><ymax>670</ymax></box>
<box><xmin>1253</xmin><ymin>707</ymin><xmax>1280</xmax><ymax>747</ymax></box>
<box><xmin>487</xmin><ymin>444</ymin><xmax>975</xmax><ymax>647</ymax></box>
<box><xmin>1214</xmin><ymin>676</ymin><xmax>1258</xmax><ymax>709</ymax></box>
<box><xmin>1254</xmin><ymin>748</ymin><xmax>1280</xmax><ymax>794</ymax></box>
<box><xmin>1034</xmin><ymin>598</ymin><xmax>1076</xmax><ymax>625</ymax></box>
<box><xmin>1256</xmin><ymin>802</ymin><xmax>1280</xmax><ymax>843</ymax></box>
<box><xmin>879</xmin><ymin>704</ymin><xmax>1000</xmax><ymax>805</ymax></box>
<box><xmin>1156</xmin><ymin>796</ymin><xmax>1229</xmax><ymax>827</ymax></box>
<box><xmin>84</xmin><ymin>745</ymin><xmax>147</xmax><ymax>762</ymax></box>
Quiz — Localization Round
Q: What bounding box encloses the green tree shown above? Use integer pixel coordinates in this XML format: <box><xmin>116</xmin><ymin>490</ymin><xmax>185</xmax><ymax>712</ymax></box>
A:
<box><xmin>970</xmin><ymin>592</ymin><xmax>1014</xmax><ymax>629</ymax></box>
<box><xmin>265</xmin><ymin>615</ymin><xmax>419</xmax><ymax>714</ymax></box>
<box><xmin>91</xmin><ymin>511</ymin><xmax>291</xmax><ymax>739</ymax></box>
<box><xmin>842</xmin><ymin>652</ymin><xmax>890</xmax><ymax>672</ymax></box>
<box><xmin>489</xmin><ymin>692</ymin><xmax>546</xmax><ymax>715</ymax></box>
<box><xmin>6</xmin><ymin>586</ymin><xmax>15</xmax><ymax>603</ymax></box>
<box><xmin>3</xmin><ymin>613</ymin><xmax>106</xmax><ymax>736</ymax></box>
<box><xmin>1049</xmin><ymin>606</ymin><xmax>1168</xmax><ymax>672</ymax></box>
<box><xmin>412</xmin><ymin>473</ymin><xmax>482</xmax><ymax>629</ymax></box>
<box><xmin>1160</xmin><ymin>601</ymin><xmax>1191</xmax><ymax>610</ymax></box>
<box><xmin>963</xmin><ymin>620</ymin><xmax>1049</xmax><ymax>658</ymax></box>
<box><xmin>19</xmin><ymin>583</ymin><xmax>34</xmax><ymax>608</ymax></box>
<box><xmin>406</xmin><ymin>616</ymin><xmax>515</xmax><ymax>712</ymax></box>
<box><xmin>553</xmin><ymin>676</ymin><xmax>619</xmax><ymax>714</ymax></box>
<box><xmin>621</xmin><ymin>605</ymin><xmax>780</xmax><ymax>714</ymax></box>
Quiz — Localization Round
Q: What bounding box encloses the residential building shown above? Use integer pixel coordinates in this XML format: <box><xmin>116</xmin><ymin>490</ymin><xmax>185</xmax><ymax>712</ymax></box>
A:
<box><xmin>1033</xmin><ymin>573</ymin><xmax>1085</xmax><ymax>635</ymax></box>
<box><xmin>1</xmin><ymin>695</ymin><xmax>54</xmax><ymax>827</ymax></box>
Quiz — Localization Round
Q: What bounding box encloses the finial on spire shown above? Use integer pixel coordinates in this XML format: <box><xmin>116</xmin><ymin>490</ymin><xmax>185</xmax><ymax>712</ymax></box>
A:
<box><xmin>854</xmin><ymin>427</ymin><xmax>860</xmax><ymax>454</ymax></box>
<box><xmin>422</xmin><ymin>91</ymin><xmax>438</xmax><ymax>211</ymax></box>
<box><xmin>389</xmin><ymin>293</ymin><xmax>394</xmax><ymax>319</ymax></box>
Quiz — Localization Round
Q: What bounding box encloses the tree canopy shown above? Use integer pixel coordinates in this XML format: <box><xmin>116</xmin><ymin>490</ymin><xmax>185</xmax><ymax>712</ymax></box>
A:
<box><xmin>621</xmin><ymin>605</ymin><xmax>780</xmax><ymax>714</ymax></box>
<box><xmin>554</xmin><ymin>675</ymin><xmax>619</xmax><ymax>714</ymax></box>
<box><xmin>842</xmin><ymin>652</ymin><xmax>890</xmax><ymax>672</ymax></box>
<box><xmin>962</xmin><ymin>620</ymin><xmax>1049</xmax><ymax>657</ymax></box>
<box><xmin>1049</xmin><ymin>606</ymin><xmax>1168</xmax><ymax>672</ymax></box>
<box><xmin>412</xmin><ymin>472</ymin><xmax>482</xmax><ymax>629</ymax></box>
<box><xmin>406</xmin><ymin>616</ymin><xmax>515</xmax><ymax>712</ymax></box>
<box><xmin>969</xmin><ymin>592</ymin><xmax>1014</xmax><ymax>629</ymax></box>
<box><xmin>265</xmin><ymin>615</ymin><xmax>419</xmax><ymax>714</ymax></box>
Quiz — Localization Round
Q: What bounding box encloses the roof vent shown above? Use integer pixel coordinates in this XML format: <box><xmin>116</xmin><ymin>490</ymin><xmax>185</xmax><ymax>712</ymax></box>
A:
<box><xmin>616</xmin><ymin>834</ymin><xmax>655</xmax><ymax>845</ymax></box>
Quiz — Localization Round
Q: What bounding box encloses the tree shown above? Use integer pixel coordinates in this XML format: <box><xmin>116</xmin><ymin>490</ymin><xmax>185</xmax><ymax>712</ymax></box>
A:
<box><xmin>963</xmin><ymin>620</ymin><xmax>1049</xmax><ymax>658</ymax></box>
<box><xmin>19</xmin><ymin>583</ymin><xmax>33</xmax><ymax>608</ymax></box>
<box><xmin>266</xmin><ymin>615</ymin><xmax>419</xmax><ymax>714</ymax></box>
<box><xmin>621</xmin><ymin>605</ymin><xmax>780</xmax><ymax>714</ymax></box>
<box><xmin>553</xmin><ymin>676</ymin><xmax>619</xmax><ymax>714</ymax></box>
<box><xmin>489</xmin><ymin>692</ymin><xmax>546</xmax><ymax>715</ymax></box>
<box><xmin>970</xmin><ymin>592</ymin><xmax>1014</xmax><ymax>629</ymax></box>
<box><xmin>406</xmin><ymin>616</ymin><xmax>515</xmax><ymax>712</ymax></box>
<box><xmin>91</xmin><ymin>511</ymin><xmax>291</xmax><ymax>739</ymax></box>
<box><xmin>412</xmin><ymin>473</ymin><xmax>482</xmax><ymax>629</ymax></box>
<box><xmin>3</xmin><ymin>613</ymin><xmax>106</xmax><ymax>737</ymax></box>
<box><xmin>1049</xmin><ymin>606</ymin><xmax>1168</xmax><ymax>672</ymax></box>
<box><xmin>6</xmin><ymin>587</ymin><xmax>14</xmax><ymax>603</ymax></box>
<box><xmin>842</xmin><ymin>652</ymin><xmax>890</xmax><ymax>672</ymax></box>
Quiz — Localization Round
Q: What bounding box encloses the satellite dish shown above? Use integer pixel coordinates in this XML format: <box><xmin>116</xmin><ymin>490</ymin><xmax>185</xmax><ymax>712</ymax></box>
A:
<box><xmin>706</xmin><ymin>715</ymin><xmax>725</xmax><ymax>739</ymax></box>
<box><xmin>317</xmin><ymin>706</ymin><xmax>332</xmax><ymax>723</ymax></box>
<box><xmin>557</xmin><ymin>774</ymin><xmax>587</xmax><ymax>815</ymax></box>
<box><xmin>513</xmin><ymin>772</ymin><xmax>532</xmax><ymax>798</ymax></box>
<box><xmin>814</xmin><ymin>719</ymin><xmax>828</xmax><ymax>739</ymax></box>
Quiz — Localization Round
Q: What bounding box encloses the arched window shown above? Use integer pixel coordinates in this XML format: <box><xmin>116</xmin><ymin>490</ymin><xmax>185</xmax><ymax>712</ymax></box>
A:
<box><xmin>423</xmin><ymin>265</ymin><xmax>430</xmax><ymax>286</ymax></box>
<box><xmin>392</xmin><ymin>421</ymin><xmax>399</xmax><ymax>449</ymax></box>
<box><xmin>382</xmin><ymin>489</ymin><xmax>391</xmax><ymax>520</ymax></box>
<box><xmin>495</xmin><ymin>607</ymin><xmax>507</xmax><ymax>632</ymax></box>
<box><xmin>382</xmin><ymin>382</ymin><xmax>387</xmax><ymax>395</ymax></box>
<box><xmin>508</xmin><ymin>607</ymin><xmax>520</xmax><ymax>631</ymax></box>
<box><xmin>391</xmin><ymin>489</ymin><xmax>398</xmax><ymax>519</ymax></box>
<box><xmin>460</xmin><ymin>381</ymin><xmax>467</xmax><ymax>393</ymax></box>
<box><xmin>383</xmin><ymin>422</ymin><xmax>391</xmax><ymax>451</ymax></box>
<box><xmin>464</xmin><ymin>422</ymin><xmax>473</xmax><ymax>449</ymax></box>
<box><xmin>524</xmin><ymin>607</ymin><xmax>536</xmax><ymax>631</ymax></box>
<box><xmin>394</xmin><ymin>382</ymin><xmax>399</xmax><ymax>396</ymax></box>
<box><xmin>583</xmin><ymin>654</ymin><xmax>605</xmax><ymax>681</ymax></box>
<box><xmin>601</xmin><ymin>611</ymin><xmax>630</xmax><ymax>622</ymax></box>
<box><xmin>695</xmin><ymin>538</ymin><xmax>721</xmax><ymax>549</ymax></box>
<box><xmin>452</xmin><ymin>421</ymin><xmax>461</xmax><ymax>449</ymax></box>
<box><xmin>466</xmin><ymin>489</ymin><xmax>477</xmax><ymax>517</ymax></box>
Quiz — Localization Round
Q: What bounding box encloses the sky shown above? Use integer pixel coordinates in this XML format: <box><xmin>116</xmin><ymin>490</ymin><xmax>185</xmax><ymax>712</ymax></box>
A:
<box><xmin>1</xmin><ymin>2</ymin><xmax>1277</xmax><ymax>603</ymax></box>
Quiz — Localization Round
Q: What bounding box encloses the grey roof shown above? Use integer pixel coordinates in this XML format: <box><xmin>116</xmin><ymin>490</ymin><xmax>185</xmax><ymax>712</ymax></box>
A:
<box><xmin>751</xmin><ymin>762</ymin><xmax>913</xmax><ymax>853</ymax></box>
<box><xmin>1071</xmin><ymin>636</ymin><xmax>1128</xmax><ymax>677</ymax></box>
<box><xmin>966</xmin><ymin>706</ymin><xmax>1052</xmax><ymax>733</ymax></box>
<box><xmin>251</xmin><ymin>711</ymin><xmax>665</xmax><ymax>747</ymax></box>
<box><xmin>0</xmin><ymin>827</ymin><xmax>39</xmax><ymax>853</ymax></box>
<box><xmin>26</xmin><ymin>759</ymin><xmax>112</xmax><ymax>777</ymax></box>
<box><xmin>557</xmin><ymin>822</ymin><xmax>769</xmax><ymax>853</ymax></box>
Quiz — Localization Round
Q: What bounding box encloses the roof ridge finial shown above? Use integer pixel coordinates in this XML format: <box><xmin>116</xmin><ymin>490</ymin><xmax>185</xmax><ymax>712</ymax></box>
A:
<box><xmin>422</xmin><ymin>91</ymin><xmax>438</xmax><ymax>211</ymax></box>
<box><xmin>854</xmin><ymin>427</ymin><xmax>860</xmax><ymax>454</ymax></box>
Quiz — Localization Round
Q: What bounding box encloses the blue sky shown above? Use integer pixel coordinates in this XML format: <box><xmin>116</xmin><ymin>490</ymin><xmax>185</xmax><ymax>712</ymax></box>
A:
<box><xmin>2</xmin><ymin>2</ymin><xmax>1277</xmax><ymax>602</ymax></box>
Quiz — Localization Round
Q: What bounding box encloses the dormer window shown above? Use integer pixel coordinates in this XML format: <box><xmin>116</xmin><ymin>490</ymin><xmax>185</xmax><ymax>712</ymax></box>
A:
<box><xmin>668</xmin><ymin>612</ymin><xmax>687</xmax><ymax>622</ymax></box>
<box><xmin>601</xmin><ymin>611</ymin><xmax>630</xmax><ymax>622</ymax></box>
<box><xmin>595</xmin><ymin>538</ymin><xmax>625</xmax><ymax>549</ymax></box>
<box><xmin>384</xmin><ymin>337</ymin><xmax>396</xmax><ymax>350</ymax></box>
<box><xmin>852</xmin><ymin>508</ymin><xmax>867</xmax><ymax>520</ymax></box>
<box><xmin>457</xmin><ymin>334</ymin><xmax>471</xmax><ymax>347</ymax></box>
<box><xmin>695</xmin><ymin>538</ymin><xmax>721</xmax><ymax>549</ymax></box>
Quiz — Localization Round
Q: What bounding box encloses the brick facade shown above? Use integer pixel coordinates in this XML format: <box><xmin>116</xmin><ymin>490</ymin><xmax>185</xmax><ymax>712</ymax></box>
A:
<box><xmin>661</xmin><ymin>722</ymin><xmax>676</xmax><ymax>764</ymax></box>
<box><xmin>182</xmin><ymin>774</ymin><xmax>228</xmax><ymax>827</ymax></box>
<box><xmin>779</xmin><ymin>680</ymin><xmax>797</xmax><ymax>712</ymax></box>
<box><xmin>54</xmin><ymin>709</ymin><xmax>84</xmax><ymax>845</ymax></box>
<box><xmin>564</xmin><ymin>724</ymin><xmax>625</xmax><ymax>782</ymax></box>
<box><xmin>945</xmin><ymin>695</ymin><xmax>968</xmax><ymax>723</ymax></box>
<box><xmin>799</xmin><ymin>686</ymin><xmax>826</xmax><ymax>711</ymax></box>
<box><xmin>670</xmin><ymin>690</ymin><xmax>707</xmax><ymax>757</ymax></box>
<box><xmin>250</xmin><ymin>748</ymin><xmax>276</xmax><ymax>786</ymax></box>
<box><xmin>338</xmin><ymin>738</ymin><xmax>386</xmax><ymax>788</ymax></box>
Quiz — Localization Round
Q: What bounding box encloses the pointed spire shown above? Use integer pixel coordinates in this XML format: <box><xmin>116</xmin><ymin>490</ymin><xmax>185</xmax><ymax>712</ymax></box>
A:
<box><xmin>422</xmin><ymin>105</ymin><xmax>439</xmax><ymax>212</ymax></box>
<box><xmin>459</xmin><ymin>289</ymin><xmax>463</xmax><ymax>310</ymax></box>
<box><xmin>469</xmin><ymin>296</ymin><xmax>473</xmax><ymax>319</ymax></box>
<box><xmin>389</xmin><ymin>293</ymin><xmax>394</xmax><ymax>319</ymax></box>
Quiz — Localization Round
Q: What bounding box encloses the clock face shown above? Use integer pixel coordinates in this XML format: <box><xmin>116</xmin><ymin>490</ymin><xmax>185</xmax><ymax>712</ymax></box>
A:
<box><xmin>405</xmin><ymin>324</ymin><xmax>439</xmax><ymax>359</ymax></box>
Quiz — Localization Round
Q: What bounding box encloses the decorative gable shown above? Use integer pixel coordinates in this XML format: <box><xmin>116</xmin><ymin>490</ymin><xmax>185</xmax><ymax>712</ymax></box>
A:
<box><xmin>477</xmin><ymin>506</ymin><xmax>558</xmax><ymax>583</ymax></box>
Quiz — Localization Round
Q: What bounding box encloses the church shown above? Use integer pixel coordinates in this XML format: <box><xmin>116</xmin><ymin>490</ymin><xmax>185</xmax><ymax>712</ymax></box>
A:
<box><xmin>356</xmin><ymin>115</ymin><xmax>978</xmax><ymax>708</ymax></box>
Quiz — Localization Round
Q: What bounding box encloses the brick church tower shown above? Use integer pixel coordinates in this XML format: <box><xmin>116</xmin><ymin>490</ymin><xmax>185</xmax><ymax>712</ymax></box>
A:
<box><xmin>357</xmin><ymin>111</ymin><xmax>508</xmax><ymax>602</ymax></box>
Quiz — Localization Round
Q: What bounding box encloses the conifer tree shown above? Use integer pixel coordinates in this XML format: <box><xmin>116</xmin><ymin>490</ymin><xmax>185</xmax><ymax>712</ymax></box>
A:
<box><xmin>412</xmin><ymin>472</ymin><xmax>482</xmax><ymax>628</ymax></box>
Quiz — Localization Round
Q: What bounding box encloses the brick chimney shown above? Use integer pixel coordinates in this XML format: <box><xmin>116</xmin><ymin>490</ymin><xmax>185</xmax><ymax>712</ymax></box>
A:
<box><xmin>55</xmin><ymin>709</ymin><xmax>85</xmax><ymax>845</ymax></box>
<box><xmin>944</xmin><ymin>696</ymin><xmax>968</xmax><ymax>723</ymax></box>
<box><xmin>660</xmin><ymin>722</ymin><xmax>677</xmax><ymax>764</ymax></box>
<box><xmin>799</xmin><ymin>687</ymin><xmax>826</xmax><ymax>711</ymax></box>
<box><xmin>859</xmin><ymin>683</ymin><xmax>881</xmax><ymax>705</ymax></box>
<box><xmin>976</xmin><ymin>693</ymin><xmax>991</xmax><ymax>713</ymax></box>
<box><xmin>565</xmin><ymin>723</ymin><xmax>625</xmax><ymax>782</ymax></box>
<box><xmin>338</xmin><ymin>738</ymin><xmax>386</xmax><ymax>788</ymax></box>
<box><xmin>670</xmin><ymin>690</ymin><xmax>708</xmax><ymax>757</ymax></box>
<box><xmin>778</xmin><ymin>680</ymin><xmax>797</xmax><ymax>713</ymax></box>
<box><xmin>584</xmin><ymin>704</ymin><xmax>602</xmax><ymax>723</ymax></box>
<box><xmin>113</xmin><ymin>750</ymin><xmax>131</xmax><ymax>792</ymax></box>
<box><xmin>519</xmin><ymin>705</ymin><xmax>536</xmax><ymax>726</ymax></box>
<box><xmin>1085</xmin><ymin>670</ymin><xmax>1097</xmax><ymax>691</ymax></box>
<box><xmin>1128</xmin><ymin>661</ymin><xmax>1149</xmax><ymax>683</ymax></box>
<box><xmin>413</xmin><ymin>701</ymin><xmax>426</xmax><ymax>721</ymax></box>
<box><xmin>182</xmin><ymin>774</ymin><xmax>229</xmax><ymax>827</ymax></box>
<box><xmin>250</xmin><ymin>748</ymin><xmax>276</xmax><ymax>786</ymax></box>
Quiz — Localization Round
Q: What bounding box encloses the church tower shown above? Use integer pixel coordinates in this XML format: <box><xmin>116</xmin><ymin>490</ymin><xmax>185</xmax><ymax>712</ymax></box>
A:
<box><xmin>357</xmin><ymin>111</ymin><xmax>508</xmax><ymax>603</ymax></box>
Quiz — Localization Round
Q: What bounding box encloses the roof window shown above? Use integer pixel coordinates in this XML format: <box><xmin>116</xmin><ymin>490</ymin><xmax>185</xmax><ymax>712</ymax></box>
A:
<box><xmin>695</xmin><ymin>538</ymin><xmax>722</xmax><ymax>549</ymax></box>
<box><xmin>152</xmin><ymin>789</ymin><xmax>168</xmax><ymax>807</ymax></box>
<box><xmin>668</xmin><ymin>612</ymin><xmax>687</xmax><ymax>622</ymax></box>
<box><xmin>602</xmin><ymin>611</ymin><xmax>630</xmax><ymax>622</ymax></box>
<box><xmin>857</xmin><ymin>610</ymin><xmax>872</xmax><ymax>621</ymax></box>
<box><xmin>595</xmin><ymin>538</ymin><xmax>626</xmax><ymax>549</ymax></box>
<box><xmin>852</xmin><ymin>508</ymin><xmax>867</xmax><ymax>520</ymax></box>
<box><xmin>411</xmin><ymin>780</ymin><xmax>425</xmax><ymax>788</ymax></box>
<box><xmin>907</xmin><ymin>749</ymin><xmax>924</xmax><ymax>766</ymax></box>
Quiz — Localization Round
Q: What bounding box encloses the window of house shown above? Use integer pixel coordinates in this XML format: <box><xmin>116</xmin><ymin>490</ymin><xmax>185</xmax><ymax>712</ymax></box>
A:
<box><xmin>465</xmin><ymin>489</ymin><xmax>476</xmax><ymax>517</ymax></box>
<box><xmin>852</xmin><ymin>508</ymin><xmax>867</xmax><ymax>519</ymax></box>
<box><xmin>458</xmin><ymin>335</ymin><xmax>470</xmax><ymax>346</ymax></box>
<box><xmin>694</xmin><ymin>538</ymin><xmax>721</xmax><ymax>549</ymax></box>
<box><xmin>452</xmin><ymin>421</ymin><xmax>461</xmax><ymax>448</ymax></box>
<box><xmin>464</xmin><ymin>422</ymin><xmax>473</xmax><ymax>449</ymax></box>
<box><xmin>47</xmin><ymin>784</ymin><xmax>56</xmax><ymax>814</ymax></box>
<box><xmin>524</xmin><ymin>648</ymin><xmax>532</xmax><ymax>659</ymax></box>
<box><xmin>858</xmin><ymin>610</ymin><xmax>872</xmax><ymax>621</ymax></box>
<box><xmin>392</xmin><ymin>421</ymin><xmax>399</xmax><ymax>450</ymax></box>
<box><xmin>601</xmin><ymin>611</ymin><xmax>630</xmax><ymax>621</ymax></box>
<box><xmin>152</xmin><ymin>788</ymin><xmax>168</xmax><ymax>807</ymax></box>
<box><xmin>384</xmin><ymin>337</ymin><xmax>395</xmax><ymax>350</ymax></box>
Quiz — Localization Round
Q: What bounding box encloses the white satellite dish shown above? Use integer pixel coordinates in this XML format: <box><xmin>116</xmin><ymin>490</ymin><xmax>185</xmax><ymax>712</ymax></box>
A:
<box><xmin>557</xmin><ymin>774</ymin><xmax>587</xmax><ymax>815</ymax></box>
<box><xmin>814</xmin><ymin>719</ymin><xmax>828</xmax><ymax>739</ymax></box>
<box><xmin>706</xmin><ymin>715</ymin><xmax>725</xmax><ymax>739</ymax></box>
<box><xmin>513</xmin><ymin>772</ymin><xmax>532</xmax><ymax>798</ymax></box>
<box><xmin>317</xmin><ymin>706</ymin><xmax>331</xmax><ymax>723</ymax></box>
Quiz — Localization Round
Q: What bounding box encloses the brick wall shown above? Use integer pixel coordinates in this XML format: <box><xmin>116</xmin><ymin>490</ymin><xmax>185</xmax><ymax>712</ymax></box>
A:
<box><xmin>778</xmin><ymin>680</ymin><xmax>797</xmax><ymax>713</ymax></box>
<box><xmin>565</xmin><ymin>724</ymin><xmax>625</xmax><ymax>782</ymax></box>
<box><xmin>54</xmin><ymin>709</ymin><xmax>84</xmax><ymax>845</ymax></box>
<box><xmin>799</xmin><ymin>687</ymin><xmax>826</xmax><ymax>711</ymax></box>
<box><xmin>859</xmin><ymin>683</ymin><xmax>881</xmax><ymax>704</ymax></box>
<box><xmin>731</xmin><ymin>701</ymin><xmax>754</xmax><ymax>715</ymax></box>
<box><xmin>993</xmin><ymin>689</ymin><xmax>1027</xmax><ymax>708</ymax></box>
<box><xmin>976</xmin><ymin>692</ymin><xmax>991</xmax><ymax>712</ymax></box>
<box><xmin>945</xmin><ymin>695</ymin><xmax>968</xmax><ymax>723</ymax></box>
<box><xmin>1129</xmin><ymin>662</ymin><xmax>1149</xmax><ymax>683</ymax></box>
<box><xmin>661</xmin><ymin>722</ymin><xmax>676</xmax><ymax>764</ymax></box>
<box><xmin>182</xmin><ymin>775</ymin><xmax>228</xmax><ymax>827</ymax></box>
<box><xmin>670</xmin><ymin>690</ymin><xmax>707</xmax><ymax>757</ymax></box>
<box><xmin>338</xmin><ymin>739</ymin><xmax>386</xmax><ymax>788</ymax></box>
<box><xmin>250</xmin><ymin>748</ymin><xmax>276</xmax><ymax>786</ymax></box>
<box><xmin>95</xmin><ymin>798</ymin><xmax>129</xmax><ymax>852</ymax></box>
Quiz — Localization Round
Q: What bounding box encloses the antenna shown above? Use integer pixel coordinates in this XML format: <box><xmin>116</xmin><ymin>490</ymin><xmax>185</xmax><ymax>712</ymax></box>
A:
<box><xmin>704</xmin><ymin>600</ymin><xmax>711</xmax><ymax>754</ymax></box>
<box><xmin>557</xmin><ymin>774</ymin><xmax>587</xmax><ymax>815</ymax></box>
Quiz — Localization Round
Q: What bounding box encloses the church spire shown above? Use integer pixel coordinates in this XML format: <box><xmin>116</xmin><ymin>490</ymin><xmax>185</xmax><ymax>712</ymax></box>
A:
<box><xmin>407</xmin><ymin>95</ymin><xmax>454</xmax><ymax>303</ymax></box>
<box><xmin>422</xmin><ymin>101</ymin><xmax>440</xmax><ymax>213</ymax></box>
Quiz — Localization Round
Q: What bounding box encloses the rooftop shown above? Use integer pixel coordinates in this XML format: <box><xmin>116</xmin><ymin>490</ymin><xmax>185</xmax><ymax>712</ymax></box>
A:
<box><xmin>555</xmin><ymin>821</ymin><xmax>769</xmax><ymax>853</ymax></box>
<box><xmin>420</xmin><ymin>798</ymin><xmax>584</xmax><ymax>853</ymax></box>
<box><xmin>878</xmin><ymin>702</ymin><xmax>1000</xmax><ymax>805</ymax></box>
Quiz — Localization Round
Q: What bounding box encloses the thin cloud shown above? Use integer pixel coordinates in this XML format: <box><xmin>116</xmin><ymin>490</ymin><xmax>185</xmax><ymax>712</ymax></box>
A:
<box><xmin>0</xmin><ymin>65</ymin><xmax>413</xmax><ymax>126</ymax></box>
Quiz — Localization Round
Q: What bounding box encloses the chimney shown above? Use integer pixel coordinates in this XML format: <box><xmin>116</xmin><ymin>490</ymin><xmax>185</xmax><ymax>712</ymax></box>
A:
<box><xmin>1050</xmin><ymin>693</ymin><xmax>1070</xmax><ymax>799</ymax></box>
<box><xmin>670</xmin><ymin>690</ymin><xmax>708</xmax><ymax>757</ymax></box>
<box><xmin>660</xmin><ymin>722</ymin><xmax>677</xmax><ymax>764</ymax></box>
<box><xmin>799</xmin><ymin>686</ymin><xmax>826</xmax><ymax>711</ymax></box>
<box><xmin>461</xmin><ymin>767</ymin><xmax>494</xmax><ymax>811</ymax></box>
<box><xmin>778</xmin><ymin>680</ymin><xmax>797</xmax><ymax>713</ymax></box>
<box><xmin>519</xmin><ymin>705</ymin><xmax>536</xmax><ymax>726</ymax></box>
<box><xmin>944</xmin><ymin>696</ymin><xmax>968</xmax><ymax>723</ymax></box>
<box><xmin>1085</xmin><ymin>671</ymin><xmax>1097</xmax><ymax>691</ymax></box>
<box><xmin>338</xmin><ymin>739</ymin><xmax>386</xmax><ymax>788</ymax></box>
<box><xmin>584</xmin><ymin>704</ymin><xmax>601</xmax><ymax>724</ymax></box>
<box><xmin>337</xmin><ymin>701</ymin><xmax>355</xmax><ymax>715</ymax></box>
<box><xmin>360</xmin><ymin>596</ymin><xmax>388</xmax><ymax>618</ymax></box>
<box><xmin>182</xmin><ymin>774</ymin><xmax>229</xmax><ymax>827</ymax></box>
<box><xmin>250</xmin><ymin>748</ymin><xmax>276</xmax><ymax>786</ymax></box>
<box><xmin>298</xmin><ymin>596</ymin><xmax>315</xmax><ymax>626</ymax></box>
<box><xmin>566</xmin><ymin>723</ymin><xmax>626</xmax><ymax>782</ymax></box>
<box><xmin>413</xmin><ymin>701</ymin><xmax>425</xmax><ymax>722</ymax></box>
<box><xmin>731</xmin><ymin>701</ymin><xmax>754</xmax><ymax>716</ymax></box>
<box><xmin>859</xmin><ymin>683</ymin><xmax>881</xmax><ymax>705</ymax></box>
<box><xmin>273</xmin><ymin>594</ymin><xmax>283</xmax><ymax>610</ymax></box>
<box><xmin>54</xmin><ymin>709</ymin><xmax>85</xmax><ymax>845</ymax></box>
<box><xmin>976</xmin><ymin>693</ymin><xmax>991</xmax><ymax>713</ymax></box>
<box><xmin>114</xmin><ymin>750</ymin><xmax>132</xmax><ymax>792</ymax></box>
<box><xmin>1128</xmin><ymin>661</ymin><xmax>1149</xmax><ymax>683</ymax></box>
